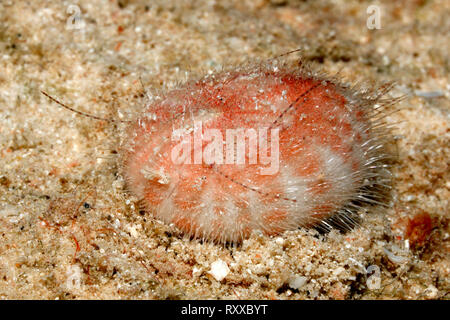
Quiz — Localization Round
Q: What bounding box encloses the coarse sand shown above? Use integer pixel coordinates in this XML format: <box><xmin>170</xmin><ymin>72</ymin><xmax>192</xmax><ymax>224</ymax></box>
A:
<box><xmin>0</xmin><ymin>0</ymin><xmax>448</xmax><ymax>299</ymax></box>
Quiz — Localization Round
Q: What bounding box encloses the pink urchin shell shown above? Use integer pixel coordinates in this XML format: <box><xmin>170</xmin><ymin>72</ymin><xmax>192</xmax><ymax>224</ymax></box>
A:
<box><xmin>122</xmin><ymin>61</ymin><xmax>392</xmax><ymax>243</ymax></box>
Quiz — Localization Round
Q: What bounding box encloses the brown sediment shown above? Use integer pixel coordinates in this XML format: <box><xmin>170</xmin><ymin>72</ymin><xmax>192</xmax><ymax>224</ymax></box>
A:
<box><xmin>0</xmin><ymin>0</ymin><xmax>448</xmax><ymax>299</ymax></box>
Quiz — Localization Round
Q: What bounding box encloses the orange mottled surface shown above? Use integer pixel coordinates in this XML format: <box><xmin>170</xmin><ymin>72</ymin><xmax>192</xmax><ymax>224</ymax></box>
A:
<box><xmin>123</xmin><ymin>65</ymin><xmax>379</xmax><ymax>243</ymax></box>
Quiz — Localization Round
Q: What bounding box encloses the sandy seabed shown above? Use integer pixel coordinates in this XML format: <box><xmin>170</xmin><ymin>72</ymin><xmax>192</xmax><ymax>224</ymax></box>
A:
<box><xmin>0</xmin><ymin>0</ymin><xmax>448</xmax><ymax>299</ymax></box>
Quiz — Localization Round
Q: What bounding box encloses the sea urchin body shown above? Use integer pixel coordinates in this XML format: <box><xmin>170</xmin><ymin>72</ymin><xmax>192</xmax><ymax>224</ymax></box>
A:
<box><xmin>122</xmin><ymin>61</ymin><xmax>392</xmax><ymax>244</ymax></box>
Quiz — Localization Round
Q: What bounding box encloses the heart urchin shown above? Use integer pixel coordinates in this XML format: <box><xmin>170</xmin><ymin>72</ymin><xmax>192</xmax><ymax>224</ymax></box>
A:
<box><xmin>119</xmin><ymin>59</ymin><xmax>397</xmax><ymax>244</ymax></box>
